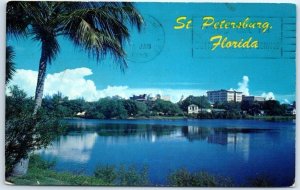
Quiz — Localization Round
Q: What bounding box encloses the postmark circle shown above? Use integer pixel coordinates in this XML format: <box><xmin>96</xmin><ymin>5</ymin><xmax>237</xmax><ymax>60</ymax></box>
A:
<box><xmin>125</xmin><ymin>15</ymin><xmax>165</xmax><ymax>63</ymax></box>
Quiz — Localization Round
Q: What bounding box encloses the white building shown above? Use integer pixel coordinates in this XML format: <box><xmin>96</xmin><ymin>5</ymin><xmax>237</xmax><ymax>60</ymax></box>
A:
<box><xmin>207</xmin><ymin>89</ymin><xmax>243</xmax><ymax>103</ymax></box>
<box><xmin>148</xmin><ymin>94</ymin><xmax>171</xmax><ymax>102</ymax></box>
<box><xmin>188</xmin><ymin>104</ymin><xmax>199</xmax><ymax>114</ymax></box>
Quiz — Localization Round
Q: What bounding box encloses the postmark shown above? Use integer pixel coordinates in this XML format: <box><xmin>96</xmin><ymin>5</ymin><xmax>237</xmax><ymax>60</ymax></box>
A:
<box><xmin>126</xmin><ymin>15</ymin><xmax>165</xmax><ymax>63</ymax></box>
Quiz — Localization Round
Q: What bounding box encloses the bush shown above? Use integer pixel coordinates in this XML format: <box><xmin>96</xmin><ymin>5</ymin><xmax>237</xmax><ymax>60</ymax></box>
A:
<box><xmin>94</xmin><ymin>164</ymin><xmax>149</xmax><ymax>186</ymax></box>
<box><xmin>94</xmin><ymin>165</ymin><xmax>117</xmax><ymax>184</ymax></box>
<box><xmin>28</xmin><ymin>154</ymin><xmax>56</xmax><ymax>170</ymax></box>
<box><xmin>118</xmin><ymin>165</ymin><xmax>149</xmax><ymax>186</ymax></box>
<box><xmin>5</xmin><ymin>86</ymin><xmax>64</xmax><ymax>177</ymax></box>
<box><xmin>168</xmin><ymin>168</ymin><xmax>234</xmax><ymax>187</ymax></box>
<box><xmin>246</xmin><ymin>174</ymin><xmax>274</xmax><ymax>187</ymax></box>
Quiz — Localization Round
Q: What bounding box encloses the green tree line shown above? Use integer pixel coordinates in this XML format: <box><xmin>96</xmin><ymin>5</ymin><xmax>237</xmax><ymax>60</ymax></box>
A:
<box><xmin>39</xmin><ymin>91</ymin><xmax>295</xmax><ymax>119</ymax></box>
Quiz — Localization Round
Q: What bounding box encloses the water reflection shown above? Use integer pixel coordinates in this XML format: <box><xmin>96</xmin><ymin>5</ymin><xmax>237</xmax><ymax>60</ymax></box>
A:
<box><xmin>38</xmin><ymin>119</ymin><xmax>294</xmax><ymax>186</ymax></box>
<box><xmin>42</xmin><ymin>122</ymin><xmax>278</xmax><ymax>164</ymax></box>
<box><xmin>38</xmin><ymin>132</ymin><xmax>97</xmax><ymax>163</ymax></box>
<box><xmin>227</xmin><ymin>133</ymin><xmax>250</xmax><ymax>162</ymax></box>
<box><xmin>182</xmin><ymin>125</ymin><xmax>252</xmax><ymax>161</ymax></box>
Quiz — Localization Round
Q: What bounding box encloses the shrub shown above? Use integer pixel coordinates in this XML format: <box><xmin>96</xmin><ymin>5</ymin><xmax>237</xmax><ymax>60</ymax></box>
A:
<box><xmin>168</xmin><ymin>168</ymin><xmax>234</xmax><ymax>187</ymax></box>
<box><xmin>5</xmin><ymin>86</ymin><xmax>64</xmax><ymax>177</ymax></box>
<box><xmin>94</xmin><ymin>164</ymin><xmax>150</xmax><ymax>186</ymax></box>
<box><xmin>28</xmin><ymin>154</ymin><xmax>56</xmax><ymax>170</ymax></box>
<box><xmin>118</xmin><ymin>165</ymin><xmax>149</xmax><ymax>186</ymax></box>
<box><xmin>246</xmin><ymin>174</ymin><xmax>274</xmax><ymax>187</ymax></box>
<box><xmin>94</xmin><ymin>165</ymin><xmax>117</xmax><ymax>184</ymax></box>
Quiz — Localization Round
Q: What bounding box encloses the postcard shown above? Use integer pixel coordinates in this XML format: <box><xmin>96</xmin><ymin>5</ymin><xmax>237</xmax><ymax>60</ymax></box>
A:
<box><xmin>5</xmin><ymin>1</ymin><xmax>296</xmax><ymax>187</ymax></box>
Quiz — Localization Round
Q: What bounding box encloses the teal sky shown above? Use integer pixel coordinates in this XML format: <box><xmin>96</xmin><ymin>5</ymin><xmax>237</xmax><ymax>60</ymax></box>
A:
<box><xmin>7</xmin><ymin>3</ymin><xmax>296</xmax><ymax>103</ymax></box>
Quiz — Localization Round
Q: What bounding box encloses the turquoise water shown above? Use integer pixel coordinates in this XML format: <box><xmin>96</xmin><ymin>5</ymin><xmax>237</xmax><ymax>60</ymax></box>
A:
<box><xmin>38</xmin><ymin>119</ymin><xmax>295</xmax><ymax>186</ymax></box>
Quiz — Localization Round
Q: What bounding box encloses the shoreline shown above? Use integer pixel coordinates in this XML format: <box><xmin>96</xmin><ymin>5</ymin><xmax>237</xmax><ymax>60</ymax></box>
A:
<box><xmin>65</xmin><ymin>115</ymin><xmax>296</xmax><ymax>122</ymax></box>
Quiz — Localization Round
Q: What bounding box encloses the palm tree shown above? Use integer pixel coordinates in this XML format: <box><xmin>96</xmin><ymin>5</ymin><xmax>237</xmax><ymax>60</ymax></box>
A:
<box><xmin>6</xmin><ymin>46</ymin><xmax>16</xmax><ymax>85</ymax></box>
<box><xmin>7</xmin><ymin>2</ymin><xmax>143</xmax><ymax>114</ymax></box>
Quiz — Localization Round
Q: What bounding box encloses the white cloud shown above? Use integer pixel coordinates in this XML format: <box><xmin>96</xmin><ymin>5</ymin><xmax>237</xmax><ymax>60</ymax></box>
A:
<box><xmin>232</xmin><ymin>76</ymin><xmax>276</xmax><ymax>100</ymax></box>
<box><xmin>237</xmin><ymin>75</ymin><xmax>250</xmax><ymax>96</ymax></box>
<box><xmin>119</xmin><ymin>88</ymin><xmax>207</xmax><ymax>102</ymax></box>
<box><xmin>9</xmin><ymin>69</ymin><xmax>38</xmax><ymax>97</ymax></box>
<box><xmin>10</xmin><ymin>68</ymin><xmax>285</xmax><ymax>103</ymax></box>
<box><xmin>44</xmin><ymin>68</ymin><xmax>98</xmax><ymax>101</ymax></box>
<box><xmin>9</xmin><ymin>68</ymin><xmax>99</xmax><ymax>101</ymax></box>
<box><xmin>9</xmin><ymin>68</ymin><xmax>207</xmax><ymax>102</ymax></box>
<box><xmin>261</xmin><ymin>92</ymin><xmax>275</xmax><ymax>100</ymax></box>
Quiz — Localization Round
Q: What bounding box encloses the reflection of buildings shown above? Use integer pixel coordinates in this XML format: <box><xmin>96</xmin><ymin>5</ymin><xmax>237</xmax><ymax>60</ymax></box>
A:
<box><xmin>183</xmin><ymin>126</ymin><xmax>250</xmax><ymax>161</ymax></box>
<box><xmin>227</xmin><ymin>133</ymin><xmax>250</xmax><ymax>161</ymax></box>
<box><xmin>182</xmin><ymin>126</ymin><xmax>212</xmax><ymax>141</ymax></box>
<box><xmin>38</xmin><ymin>132</ymin><xmax>97</xmax><ymax>163</ymax></box>
<box><xmin>208</xmin><ymin>131</ymin><xmax>250</xmax><ymax>162</ymax></box>
<box><xmin>208</xmin><ymin>131</ymin><xmax>228</xmax><ymax>145</ymax></box>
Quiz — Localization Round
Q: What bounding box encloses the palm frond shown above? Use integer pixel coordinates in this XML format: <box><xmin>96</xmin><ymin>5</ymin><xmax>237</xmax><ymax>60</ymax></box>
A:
<box><xmin>6</xmin><ymin>2</ymin><xmax>30</xmax><ymax>37</ymax></box>
<box><xmin>58</xmin><ymin>2</ymin><xmax>143</xmax><ymax>69</ymax></box>
<box><xmin>7</xmin><ymin>1</ymin><xmax>143</xmax><ymax>70</ymax></box>
<box><xmin>31</xmin><ymin>24</ymin><xmax>60</xmax><ymax>64</ymax></box>
<box><xmin>6</xmin><ymin>46</ymin><xmax>16</xmax><ymax>84</ymax></box>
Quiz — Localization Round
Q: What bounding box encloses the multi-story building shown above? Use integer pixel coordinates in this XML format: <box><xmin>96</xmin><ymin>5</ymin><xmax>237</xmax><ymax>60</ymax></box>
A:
<box><xmin>207</xmin><ymin>89</ymin><xmax>243</xmax><ymax>103</ymax></box>
<box><xmin>130</xmin><ymin>94</ymin><xmax>147</xmax><ymax>101</ymax></box>
<box><xmin>242</xmin><ymin>95</ymin><xmax>265</xmax><ymax>102</ymax></box>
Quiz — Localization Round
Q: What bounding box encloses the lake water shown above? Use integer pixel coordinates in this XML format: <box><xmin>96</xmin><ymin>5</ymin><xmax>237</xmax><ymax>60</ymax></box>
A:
<box><xmin>38</xmin><ymin>119</ymin><xmax>295</xmax><ymax>186</ymax></box>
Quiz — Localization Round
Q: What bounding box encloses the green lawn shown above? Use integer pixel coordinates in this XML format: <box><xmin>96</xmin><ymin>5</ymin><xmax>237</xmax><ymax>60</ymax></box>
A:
<box><xmin>7</xmin><ymin>155</ymin><xmax>108</xmax><ymax>186</ymax></box>
<box><xmin>9</xmin><ymin>168</ymin><xmax>108</xmax><ymax>186</ymax></box>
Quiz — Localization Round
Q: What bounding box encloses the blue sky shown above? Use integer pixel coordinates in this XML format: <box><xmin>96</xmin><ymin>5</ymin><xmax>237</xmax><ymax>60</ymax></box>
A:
<box><xmin>7</xmin><ymin>3</ymin><xmax>296</xmax><ymax>103</ymax></box>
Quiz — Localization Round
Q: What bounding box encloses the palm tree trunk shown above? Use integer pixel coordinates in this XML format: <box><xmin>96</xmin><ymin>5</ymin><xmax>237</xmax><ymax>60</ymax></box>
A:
<box><xmin>33</xmin><ymin>42</ymin><xmax>48</xmax><ymax>115</ymax></box>
<box><xmin>12</xmin><ymin>43</ymin><xmax>48</xmax><ymax>176</ymax></box>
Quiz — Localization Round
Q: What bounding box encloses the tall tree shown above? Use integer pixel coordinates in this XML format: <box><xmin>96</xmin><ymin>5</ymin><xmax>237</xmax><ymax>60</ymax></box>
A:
<box><xmin>5</xmin><ymin>46</ymin><xmax>16</xmax><ymax>85</ymax></box>
<box><xmin>7</xmin><ymin>2</ymin><xmax>143</xmax><ymax>114</ymax></box>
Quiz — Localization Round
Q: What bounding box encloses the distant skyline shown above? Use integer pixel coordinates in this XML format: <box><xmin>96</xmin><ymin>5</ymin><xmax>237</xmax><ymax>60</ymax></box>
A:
<box><xmin>7</xmin><ymin>3</ymin><xmax>295</xmax><ymax>103</ymax></box>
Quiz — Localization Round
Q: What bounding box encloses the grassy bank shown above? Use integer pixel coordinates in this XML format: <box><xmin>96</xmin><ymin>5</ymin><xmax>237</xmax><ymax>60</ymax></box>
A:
<box><xmin>69</xmin><ymin>115</ymin><xmax>295</xmax><ymax>121</ymax></box>
<box><xmin>7</xmin><ymin>155</ymin><xmax>108</xmax><ymax>186</ymax></box>
<box><xmin>8</xmin><ymin>155</ymin><xmax>150</xmax><ymax>186</ymax></box>
<box><xmin>246</xmin><ymin>115</ymin><xmax>295</xmax><ymax>121</ymax></box>
<box><xmin>7</xmin><ymin>155</ymin><xmax>279</xmax><ymax>187</ymax></box>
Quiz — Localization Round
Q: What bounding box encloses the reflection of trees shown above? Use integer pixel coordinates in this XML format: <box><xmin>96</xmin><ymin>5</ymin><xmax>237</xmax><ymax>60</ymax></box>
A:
<box><xmin>181</xmin><ymin>126</ymin><xmax>212</xmax><ymax>141</ymax></box>
<box><xmin>96</xmin><ymin>124</ymin><xmax>180</xmax><ymax>138</ymax></box>
<box><xmin>64</xmin><ymin>122</ymin><xmax>182</xmax><ymax>142</ymax></box>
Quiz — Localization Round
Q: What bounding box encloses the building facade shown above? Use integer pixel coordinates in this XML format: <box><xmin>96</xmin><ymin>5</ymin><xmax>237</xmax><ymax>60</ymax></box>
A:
<box><xmin>207</xmin><ymin>89</ymin><xmax>243</xmax><ymax>103</ymax></box>
<box><xmin>188</xmin><ymin>104</ymin><xmax>199</xmax><ymax>114</ymax></box>
<box><xmin>130</xmin><ymin>94</ymin><xmax>147</xmax><ymax>101</ymax></box>
<box><xmin>242</xmin><ymin>96</ymin><xmax>265</xmax><ymax>102</ymax></box>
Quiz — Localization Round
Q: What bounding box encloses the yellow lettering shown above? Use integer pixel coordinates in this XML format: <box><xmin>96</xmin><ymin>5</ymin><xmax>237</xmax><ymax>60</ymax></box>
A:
<box><xmin>186</xmin><ymin>20</ymin><xmax>192</xmax><ymax>29</ymax></box>
<box><xmin>210</xmin><ymin>35</ymin><xmax>222</xmax><ymax>51</ymax></box>
<box><xmin>174</xmin><ymin>16</ymin><xmax>187</xmax><ymax>30</ymax></box>
<box><xmin>210</xmin><ymin>35</ymin><xmax>259</xmax><ymax>50</ymax></box>
<box><xmin>262</xmin><ymin>22</ymin><xmax>270</xmax><ymax>33</ymax></box>
<box><xmin>202</xmin><ymin>16</ymin><xmax>215</xmax><ymax>29</ymax></box>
